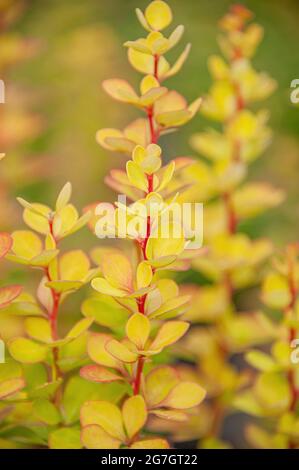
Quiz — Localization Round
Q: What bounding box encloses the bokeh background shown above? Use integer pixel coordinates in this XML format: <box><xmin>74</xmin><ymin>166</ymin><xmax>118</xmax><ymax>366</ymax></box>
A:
<box><xmin>0</xmin><ymin>0</ymin><xmax>299</xmax><ymax>447</ymax></box>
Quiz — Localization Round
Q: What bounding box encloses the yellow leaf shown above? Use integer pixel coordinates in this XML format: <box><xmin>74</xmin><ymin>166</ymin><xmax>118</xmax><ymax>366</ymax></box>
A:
<box><xmin>122</xmin><ymin>395</ymin><xmax>147</xmax><ymax>439</ymax></box>
<box><xmin>151</xmin><ymin>409</ymin><xmax>188</xmax><ymax>421</ymax></box>
<box><xmin>150</xmin><ymin>321</ymin><xmax>189</xmax><ymax>350</ymax></box>
<box><xmin>87</xmin><ymin>333</ymin><xmax>120</xmax><ymax>369</ymax></box>
<box><xmin>146</xmin><ymin>233</ymin><xmax>185</xmax><ymax>261</ymax></box>
<box><xmin>60</xmin><ymin>250</ymin><xmax>90</xmax><ymax>281</ymax></box>
<box><xmin>262</xmin><ymin>272</ymin><xmax>291</xmax><ymax>310</ymax></box>
<box><xmin>140</xmin><ymin>75</ymin><xmax>160</xmax><ymax>95</ymax></box>
<box><xmin>91</xmin><ymin>278</ymin><xmax>128</xmax><ymax>297</ymax></box>
<box><xmin>161</xmin><ymin>381</ymin><xmax>206</xmax><ymax>409</ymax></box>
<box><xmin>131</xmin><ymin>438</ymin><xmax>170</xmax><ymax>449</ymax></box>
<box><xmin>46</xmin><ymin>280</ymin><xmax>83</xmax><ymax>293</ymax></box>
<box><xmin>102</xmin><ymin>252</ymin><xmax>133</xmax><ymax>292</ymax></box>
<box><xmin>9</xmin><ymin>337</ymin><xmax>48</xmax><ymax>364</ymax></box>
<box><xmin>80</xmin><ymin>401</ymin><xmax>126</xmax><ymax>441</ymax></box>
<box><xmin>23</xmin><ymin>203</ymin><xmax>51</xmax><ymax>234</ymax></box>
<box><xmin>126</xmin><ymin>313</ymin><xmax>150</xmax><ymax>349</ymax></box>
<box><xmin>25</xmin><ymin>318</ymin><xmax>52</xmax><ymax>343</ymax></box>
<box><xmin>145</xmin><ymin>366</ymin><xmax>179</xmax><ymax>407</ymax></box>
<box><xmin>254</xmin><ymin>372</ymin><xmax>290</xmax><ymax>413</ymax></box>
<box><xmin>66</xmin><ymin>317</ymin><xmax>94</xmax><ymax>339</ymax></box>
<box><xmin>56</xmin><ymin>182</ymin><xmax>72</xmax><ymax>211</ymax></box>
<box><xmin>103</xmin><ymin>79</ymin><xmax>138</xmax><ymax>104</ymax></box>
<box><xmin>136</xmin><ymin>261</ymin><xmax>153</xmax><ymax>289</ymax></box>
<box><xmin>11</xmin><ymin>230</ymin><xmax>42</xmax><ymax>260</ymax></box>
<box><xmin>105</xmin><ymin>339</ymin><xmax>138</xmax><ymax>363</ymax></box>
<box><xmin>54</xmin><ymin>204</ymin><xmax>78</xmax><ymax>238</ymax></box>
<box><xmin>145</xmin><ymin>1</ymin><xmax>172</xmax><ymax>31</ymax></box>
<box><xmin>126</xmin><ymin>160</ymin><xmax>148</xmax><ymax>192</ymax></box>
<box><xmin>81</xmin><ymin>425</ymin><xmax>121</xmax><ymax>449</ymax></box>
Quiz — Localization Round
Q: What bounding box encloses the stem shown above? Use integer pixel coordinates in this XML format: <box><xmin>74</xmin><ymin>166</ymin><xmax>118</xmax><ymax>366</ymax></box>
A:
<box><xmin>131</xmin><ymin>56</ymin><xmax>161</xmax><ymax>396</ymax></box>
<box><xmin>223</xmin><ymin>192</ymin><xmax>237</xmax><ymax>235</ymax></box>
<box><xmin>46</xmin><ymin>219</ymin><xmax>61</xmax><ymax>380</ymax></box>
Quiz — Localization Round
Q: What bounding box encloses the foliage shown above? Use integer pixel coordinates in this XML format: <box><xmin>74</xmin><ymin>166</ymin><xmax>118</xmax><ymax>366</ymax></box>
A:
<box><xmin>80</xmin><ymin>0</ymin><xmax>206</xmax><ymax>449</ymax></box>
<box><xmin>158</xmin><ymin>5</ymin><xmax>287</xmax><ymax>448</ymax></box>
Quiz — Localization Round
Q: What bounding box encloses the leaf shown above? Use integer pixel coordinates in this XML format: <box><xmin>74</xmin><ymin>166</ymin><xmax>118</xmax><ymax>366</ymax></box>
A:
<box><xmin>80</xmin><ymin>401</ymin><xmax>126</xmax><ymax>441</ymax></box>
<box><xmin>33</xmin><ymin>399</ymin><xmax>61</xmax><ymax>425</ymax></box>
<box><xmin>46</xmin><ymin>280</ymin><xmax>83</xmax><ymax>293</ymax></box>
<box><xmin>63</xmin><ymin>376</ymin><xmax>126</xmax><ymax>424</ymax></box>
<box><xmin>87</xmin><ymin>333</ymin><xmax>120</xmax><ymax>369</ymax></box>
<box><xmin>150</xmin><ymin>409</ymin><xmax>188</xmax><ymax>421</ymax></box>
<box><xmin>11</xmin><ymin>230</ymin><xmax>42</xmax><ymax>259</ymax></box>
<box><xmin>145</xmin><ymin>1</ymin><xmax>172</xmax><ymax>31</ymax></box>
<box><xmin>56</xmin><ymin>182</ymin><xmax>72</xmax><ymax>211</ymax></box>
<box><xmin>101</xmin><ymin>252</ymin><xmax>133</xmax><ymax>292</ymax></box>
<box><xmin>126</xmin><ymin>313</ymin><xmax>150</xmax><ymax>349</ymax></box>
<box><xmin>136</xmin><ymin>261</ymin><xmax>152</xmax><ymax>289</ymax></box>
<box><xmin>49</xmin><ymin>427</ymin><xmax>82</xmax><ymax>449</ymax></box>
<box><xmin>23</xmin><ymin>203</ymin><xmax>51</xmax><ymax>235</ymax></box>
<box><xmin>130</xmin><ymin>438</ymin><xmax>170</xmax><ymax>449</ymax></box>
<box><xmin>66</xmin><ymin>317</ymin><xmax>94</xmax><ymax>339</ymax></box>
<box><xmin>122</xmin><ymin>395</ymin><xmax>147</xmax><ymax>439</ymax></box>
<box><xmin>126</xmin><ymin>160</ymin><xmax>148</xmax><ymax>192</ymax></box>
<box><xmin>165</xmin><ymin>43</ymin><xmax>191</xmax><ymax>79</ymax></box>
<box><xmin>150</xmin><ymin>321</ymin><xmax>189</xmax><ymax>350</ymax></box>
<box><xmin>25</xmin><ymin>317</ymin><xmax>52</xmax><ymax>343</ymax></box>
<box><xmin>81</xmin><ymin>425</ymin><xmax>121</xmax><ymax>449</ymax></box>
<box><xmin>102</xmin><ymin>79</ymin><xmax>138</xmax><ymax>103</ymax></box>
<box><xmin>254</xmin><ymin>372</ymin><xmax>290</xmax><ymax>413</ymax></box>
<box><xmin>246</xmin><ymin>350</ymin><xmax>277</xmax><ymax>372</ymax></box>
<box><xmin>145</xmin><ymin>366</ymin><xmax>179</xmax><ymax>407</ymax></box>
<box><xmin>81</xmin><ymin>295</ymin><xmax>128</xmax><ymax>332</ymax></box>
<box><xmin>0</xmin><ymin>285</ymin><xmax>22</xmax><ymax>309</ymax></box>
<box><xmin>262</xmin><ymin>273</ymin><xmax>291</xmax><ymax>309</ymax></box>
<box><xmin>91</xmin><ymin>278</ymin><xmax>128</xmax><ymax>297</ymax></box>
<box><xmin>105</xmin><ymin>339</ymin><xmax>138</xmax><ymax>363</ymax></box>
<box><xmin>0</xmin><ymin>232</ymin><xmax>12</xmax><ymax>259</ymax></box>
<box><xmin>161</xmin><ymin>381</ymin><xmax>206</xmax><ymax>409</ymax></box>
<box><xmin>8</xmin><ymin>337</ymin><xmax>48</xmax><ymax>364</ymax></box>
<box><xmin>30</xmin><ymin>249</ymin><xmax>59</xmax><ymax>267</ymax></box>
<box><xmin>80</xmin><ymin>365</ymin><xmax>123</xmax><ymax>383</ymax></box>
<box><xmin>28</xmin><ymin>379</ymin><xmax>62</xmax><ymax>399</ymax></box>
<box><xmin>0</xmin><ymin>378</ymin><xmax>25</xmax><ymax>399</ymax></box>
<box><xmin>60</xmin><ymin>250</ymin><xmax>90</xmax><ymax>281</ymax></box>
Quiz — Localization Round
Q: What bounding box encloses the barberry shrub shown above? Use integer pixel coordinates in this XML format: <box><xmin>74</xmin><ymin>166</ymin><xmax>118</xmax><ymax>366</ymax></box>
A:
<box><xmin>79</xmin><ymin>0</ymin><xmax>206</xmax><ymax>449</ymax></box>
<box><xmin>161</xmin><ymin>5</ymin><xmax>285</xmax><ymax>448</ymax></box>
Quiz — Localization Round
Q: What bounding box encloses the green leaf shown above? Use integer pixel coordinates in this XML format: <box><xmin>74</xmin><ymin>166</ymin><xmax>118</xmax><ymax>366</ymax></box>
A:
<box><xmin>8</xmin><ymin>338</ymin><xmax>48</xmax><ymax>364</ymax></box>
<box><xmin>33</xmin><ymin>399</ymin><xmax>61</xmax><ymax>425</ymax></box>
<box><xmin>49</xmin><ymin>427</ymin><xmax>82</xmax><ymax>449</ymax></box>
<box><xmin>81</xmin><ymin>295</ymin><xmax>128</xmax><ymax>333</ymax></box>
<box><xmin>62</xmin><ymin>376</ymin><xmax>127</xmax><ymax>424</ymax></box>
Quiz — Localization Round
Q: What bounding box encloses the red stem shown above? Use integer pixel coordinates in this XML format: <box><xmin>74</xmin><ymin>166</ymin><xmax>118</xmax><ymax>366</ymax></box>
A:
<box><xmin>131</xmin><ymin>56</ymin><xmax>161</xmax><ymax>395</ymax></box>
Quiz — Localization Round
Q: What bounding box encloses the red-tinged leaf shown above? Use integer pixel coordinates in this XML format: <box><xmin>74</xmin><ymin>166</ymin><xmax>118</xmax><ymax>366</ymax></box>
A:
<box><xmin>0</xmin><ymin>285</ymin><xmax>22</xmax><ymax>309</ymax></box>
<box><xmin>80</xmin><ymin>365</ymin><xmax>123</xmax><ymax>383</ymax></box>
<box><xmin>0</xmin><ymin>232</ymin><xmax>12</xmax><ymax>259</ymax></box>
<box><xmin>0</xmin><ymin>378</ymin><xmax>25</xmax><ymax>399</ymax></box>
